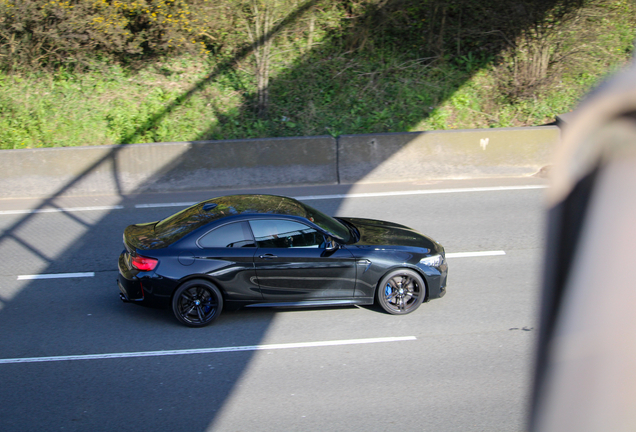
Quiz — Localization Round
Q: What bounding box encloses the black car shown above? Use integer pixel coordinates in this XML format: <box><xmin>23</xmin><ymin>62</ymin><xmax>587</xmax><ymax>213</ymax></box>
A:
<box><xmin>118</xmin><ymin>194</ymin><xmax>447</xmax><ymax>327</ymax></box>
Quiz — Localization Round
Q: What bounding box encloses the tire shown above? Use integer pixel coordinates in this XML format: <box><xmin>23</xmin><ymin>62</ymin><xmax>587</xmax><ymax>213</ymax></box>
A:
<box><xmin>376</xmin><ymin>269</ymin><xmax>426</xmax><ymax>315</ymax></box>
<box><xmin>172</xmin><ymin>279</ymin><xmax>223</xmax><ymax>327</ymax></box>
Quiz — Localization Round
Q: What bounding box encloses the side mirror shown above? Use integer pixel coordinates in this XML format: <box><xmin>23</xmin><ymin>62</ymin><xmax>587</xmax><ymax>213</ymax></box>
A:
<box><xmin>325</xmin><ymin>236</ymin><xmax>339</xmax><ymax>251</ymax></box>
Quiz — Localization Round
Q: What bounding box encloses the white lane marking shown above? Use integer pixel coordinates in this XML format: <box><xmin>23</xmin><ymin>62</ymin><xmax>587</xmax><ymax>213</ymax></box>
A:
<box><xmin>133</xmin><ymin>185</ymin><xmax>547</xmax><ymax>208</ymax></box>
<box><xmin>294</xmin><ymin>185</ymin><xmax>547</xmax><ymax>201</ymax></box>
<box><xmin>135</xmin><ymin>202</ymin><xmax>196</xmax><ymax>209</ymax></box>
<box><xmin>446</xmin><ymin>251</ymin><xmax>506</xmax><ymax>258</ymax></box>
<box><xmin>12</xmin><ymin>252</ymin><xmax>505</xmax><ymax>280</ymax></box>
<box><xmin>17</xmin><ymin>272</ymin><xmax>95</xmax><ymax>281</ymax></box>
<box><xmin>0</xmin><ymin>185</ymin><xmax>546</xmax><ymax>214</ymax></box>
<box><xmin>0</xmin><ymin>336</ymin><xmax>417</xmax><ymax>365</ymax></box>
<box><xmin>0</xmin><ymin>205</ymin><xmax>123</xmax><ymax>215</ymax></box>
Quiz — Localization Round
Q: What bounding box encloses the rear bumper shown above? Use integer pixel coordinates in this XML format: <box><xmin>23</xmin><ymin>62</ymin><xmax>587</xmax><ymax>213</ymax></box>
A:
<box><xmin>118</xmin><ymin>250</ymin><xmax>145</xmax><ymax>302</ymax></box>
<box><xmin>118</xmin><ymin>270</ymin><xmax>144</xmax><ymax>302</ymax></box>
<box><xmin>117</xmin><ymin>249</ymin><xmax>174</xmax><ymax>308</ymax></box>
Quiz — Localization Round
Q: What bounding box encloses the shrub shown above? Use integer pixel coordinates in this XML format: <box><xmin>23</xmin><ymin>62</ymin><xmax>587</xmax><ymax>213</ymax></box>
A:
<box><xmin>0</xmin><ymin>0</ymin><xmax>211</xmax><ymax>71</ymax></box>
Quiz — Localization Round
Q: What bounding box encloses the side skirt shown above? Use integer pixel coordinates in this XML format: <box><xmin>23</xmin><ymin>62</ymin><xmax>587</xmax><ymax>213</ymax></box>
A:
<box><xmin>244</xmin><ymin>299</ymin><xmax>374</xmax><ymax>308</ymax></box>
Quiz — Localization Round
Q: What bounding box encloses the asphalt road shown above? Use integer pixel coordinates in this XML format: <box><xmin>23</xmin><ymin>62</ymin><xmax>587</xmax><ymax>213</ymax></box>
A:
<box><xmin>0</xmin><ymin>177</ymin><xmax>546</xmax><ymax>432</ymax></box>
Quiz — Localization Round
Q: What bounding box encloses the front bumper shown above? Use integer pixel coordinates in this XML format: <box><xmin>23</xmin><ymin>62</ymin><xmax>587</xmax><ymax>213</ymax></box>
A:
<box><xmin>438</xmin><ymin>270</ymin><xmax>447</xmax><ymax>298</ymax></box>
<box><xmin>417</xmin><ymin>259</ymin><xmax>448</xmax><ymax>301</ymax></box>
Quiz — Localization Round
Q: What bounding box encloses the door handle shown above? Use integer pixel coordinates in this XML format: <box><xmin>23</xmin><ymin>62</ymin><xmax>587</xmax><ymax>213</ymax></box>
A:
<box><xmin>259</xmin><ymin>254</ymin><xmax>278</xmax><ymax>259</ymax></box>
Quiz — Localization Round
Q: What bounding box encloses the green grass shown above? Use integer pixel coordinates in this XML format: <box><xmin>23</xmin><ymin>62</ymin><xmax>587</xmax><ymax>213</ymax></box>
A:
<box><xmin>0</xmin><ymin>3</ymin><xmax>633</xmax><ymax>150</ymax></box>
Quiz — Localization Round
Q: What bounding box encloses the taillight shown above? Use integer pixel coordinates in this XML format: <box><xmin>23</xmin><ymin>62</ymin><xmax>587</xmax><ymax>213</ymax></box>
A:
<box><xmin>131</xmin><ymin>255</ymin><xmax>158</xmax><ymax>271</ymax></box>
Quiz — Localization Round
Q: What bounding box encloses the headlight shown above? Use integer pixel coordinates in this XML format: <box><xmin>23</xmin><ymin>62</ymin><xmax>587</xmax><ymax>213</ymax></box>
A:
<box><xmin>420</xmin><ymin>254</ymin><xmax>443</xmax><ymax>268</ymax></box>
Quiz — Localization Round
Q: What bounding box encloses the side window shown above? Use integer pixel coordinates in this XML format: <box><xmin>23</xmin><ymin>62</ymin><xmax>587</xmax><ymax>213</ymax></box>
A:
<box><xmin>249</xmin><ymin>220</ymin><xmax>323</xmax><ymax>248</ymax></box>
<box><xmin>198</xmin><ymin>222</ymin><xmax>256</xmax><ymax>248</ymax></box>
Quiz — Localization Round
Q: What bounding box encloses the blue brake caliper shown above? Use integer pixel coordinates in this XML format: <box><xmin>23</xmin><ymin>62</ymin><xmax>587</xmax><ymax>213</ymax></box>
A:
<box><xmin>203</xmin><ymin>297</ymin><xmax>212</xmax><ymax>314</ymax></box>
<box><xmin>385</xmin><ymin>283</ymin><xmax>392</xmax><ymax>299</ymax></box>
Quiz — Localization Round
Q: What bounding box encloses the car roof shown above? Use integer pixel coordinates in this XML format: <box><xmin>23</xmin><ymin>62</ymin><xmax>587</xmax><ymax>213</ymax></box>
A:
<box><xmin>201</xmin><ymin>194</ymin><xmax>310</xmax><ymax>218</ymax></box>
<box><xmin>143</xmin><ymin>194</ymin><xmax>352</xmax><ymax>249</ymax></box>
<box><xmin>153</xmin><ymin>195</ymin><xmax>313</xmax><ymax>239</ymax></box>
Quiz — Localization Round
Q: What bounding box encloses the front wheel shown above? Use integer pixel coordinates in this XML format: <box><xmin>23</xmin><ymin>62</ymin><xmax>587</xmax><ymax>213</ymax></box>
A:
<box><xmin>172</xmin><ymin>279</ymin><xmax>223</xmax><ymax>327</ymax></box>
<box><xmin>376</xmin><ymin>269</ymin><xmax>426</xmax><ymax>315</ymax></box>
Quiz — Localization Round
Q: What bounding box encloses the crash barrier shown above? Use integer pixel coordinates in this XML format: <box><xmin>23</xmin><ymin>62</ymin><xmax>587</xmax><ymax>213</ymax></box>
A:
<box><xmin>0</xmin><ymin>126</ymin><xmax>558</xmax><ymax>198</ymax></box>
<box><xmin>338</xmin><ymin>126</ymin><xmax>557</xmax><ymax>183</ymax></box>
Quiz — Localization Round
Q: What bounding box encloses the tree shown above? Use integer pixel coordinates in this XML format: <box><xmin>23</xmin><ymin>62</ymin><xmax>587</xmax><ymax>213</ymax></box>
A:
<box><xmin>244</xmin><ymin>0</ymin><xmax>276</xmax><ymax>118</ymax></box>
<box><xmin>241</xmin><ymin>0</ymin><xmax>318</xmax><ymax>119</ymax></box>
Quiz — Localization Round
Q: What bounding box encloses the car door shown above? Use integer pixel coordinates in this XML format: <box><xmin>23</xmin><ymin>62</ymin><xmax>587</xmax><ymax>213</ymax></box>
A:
<box><xmin>194</xmin><ymin>221</ymin><xmax>261</xmax><ymax>301</ymax></box>
<box><xmin>249</xmin><ymin>219</ymin><xmax>357</xmax><ymax>301</ymax></box>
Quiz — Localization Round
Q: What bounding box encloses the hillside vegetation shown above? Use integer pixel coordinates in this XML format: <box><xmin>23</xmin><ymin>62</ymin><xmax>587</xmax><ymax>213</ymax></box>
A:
<box><xmin>0</xmin><ymin>0</ymin><xmax>634</xmax><ymax>149</ymax></box>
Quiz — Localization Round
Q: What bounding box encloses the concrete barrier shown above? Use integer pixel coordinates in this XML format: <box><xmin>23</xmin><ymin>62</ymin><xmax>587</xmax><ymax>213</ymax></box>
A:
<box><xmin>0</xmin><ymin>127</ymin><xmax>557</xmax><ymax>199</ymax></box>
<box><xmin>338</xmin><ymin>126</ymin><xmax>558</xmax><ymax>184</ymax></box>
<box><xmin>0</xmin><ymin>136</ymin><xmax>337</xmax><ymax>198</ymax></box>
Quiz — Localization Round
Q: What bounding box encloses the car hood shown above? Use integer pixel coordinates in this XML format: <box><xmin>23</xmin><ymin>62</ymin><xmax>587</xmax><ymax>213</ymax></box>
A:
<box><xmin>340</xmin><ymin>217</ymin><xmax>439</xmax><ymax>252</ymax></box>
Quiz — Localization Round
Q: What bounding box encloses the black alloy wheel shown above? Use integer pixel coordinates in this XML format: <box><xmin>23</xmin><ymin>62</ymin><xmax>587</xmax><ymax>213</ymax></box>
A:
<box><xmin>172</xmin><ymin>279</ymin><xmax>223</xmax><ymax>327</ymax></box>
<box><xmin>376</xmin><ymin>269</ymin><xmax>426</xmax><ymax>315</ymax></box>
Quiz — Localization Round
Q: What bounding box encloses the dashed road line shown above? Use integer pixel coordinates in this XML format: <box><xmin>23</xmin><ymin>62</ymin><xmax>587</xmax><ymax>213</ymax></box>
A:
<box><xmin>446</xmin><ymin>251</ymin><xmax>506</xmax><ymax>258</ymax></box>
<box><xmin>1</xmin><ymin>185</ymin><xmax>546</xmax><ymax>215</ymax></box>
<box><xmin>13</xmin><ymin>251</ymin><xmax>506</xmax><ymax>280</ymax></box>
<box><xmin>0</xmin><ymin>336</ymin><xmax>417</xmax><ymax>365</ymax></box>
<box><xmin>135</xmin><ymin>202</ymin><xmax>197</xmax><ymax>209</ymax></box>
<box><xmin>17</xmin><ymin>272</ymin><xmax>95</xmax><ymax>281</ymax></box>
<box><xmin>0</xmin><ymin>205</ymin><xmax>124</xmax><ymax>215</ymax></box>
<box><xmin>135</xmin><ymin>186</ymin><xmax>547</xmax><ymax>208</ymax></box>
<box><xmin>294</xmin><ymin>185</ymin><xmax>547</xmax><ymax>201</ymax></box>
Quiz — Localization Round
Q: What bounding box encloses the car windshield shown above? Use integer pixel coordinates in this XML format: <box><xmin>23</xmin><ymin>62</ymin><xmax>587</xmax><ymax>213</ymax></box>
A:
<box><xmin>301</xmin><ymin>204</ymin><xmax>350</xmax><ymax>242</ymax></box>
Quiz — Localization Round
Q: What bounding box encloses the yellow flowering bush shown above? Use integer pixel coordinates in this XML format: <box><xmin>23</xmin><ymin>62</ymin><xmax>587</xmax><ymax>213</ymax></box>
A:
<box><xmin>0</xmin><ymin>0</ymin><xmax>211</xmax><ymax>70</ymax></box>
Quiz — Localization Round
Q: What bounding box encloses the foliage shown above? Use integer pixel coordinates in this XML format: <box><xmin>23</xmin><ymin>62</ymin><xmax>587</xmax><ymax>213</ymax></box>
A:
<box><xmin>0</xmin><ymin>0</ymin><xmax>634</xmax><ymax>149</ymax></box>
<box><xmin>492</xmin><ymin>0</ymin><xmax>636</xmax><ymax>99</ymax></box>
<box><xmin>0</xmin><ymin>0</ymin><xmax>213</xmax><ymax>71</ymax></box>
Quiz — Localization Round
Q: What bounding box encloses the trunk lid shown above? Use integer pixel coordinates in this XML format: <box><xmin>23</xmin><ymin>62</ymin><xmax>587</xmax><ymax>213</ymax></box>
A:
<box><xmin>123</xmin><ymin>221</ymin><xmax>164</xmax><ymax>251</ymax></box>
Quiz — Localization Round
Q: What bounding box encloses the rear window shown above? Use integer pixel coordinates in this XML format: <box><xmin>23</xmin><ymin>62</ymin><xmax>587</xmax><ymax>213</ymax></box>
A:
<box><xmin>152</xmin><ymin>204</ymin><xmax>216</xmax><ymax>246</ymax></box>
<box><xmin>198</xmin><ymin>222</ymin><xmax>256</xmax><ymax>248</ymax></box>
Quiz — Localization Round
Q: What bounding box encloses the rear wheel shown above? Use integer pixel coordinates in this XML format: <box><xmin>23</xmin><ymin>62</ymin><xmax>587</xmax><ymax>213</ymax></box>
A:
<box><xmin>172</xmin><ymin>279</ymin><xmax>223</xmax><ymax>327</ymax></box>
<box><xmin>376</xmin><ymin>269</ymin><xmax>425</xmax><ymax>315</ymax></box>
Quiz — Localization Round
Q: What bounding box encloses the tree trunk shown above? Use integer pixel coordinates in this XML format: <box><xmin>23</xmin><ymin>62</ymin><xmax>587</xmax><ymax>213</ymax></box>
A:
<box><xmin>246</xmin><ymin>0</ymin><xmax>275</xmax><ymax>119</ymax></box>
